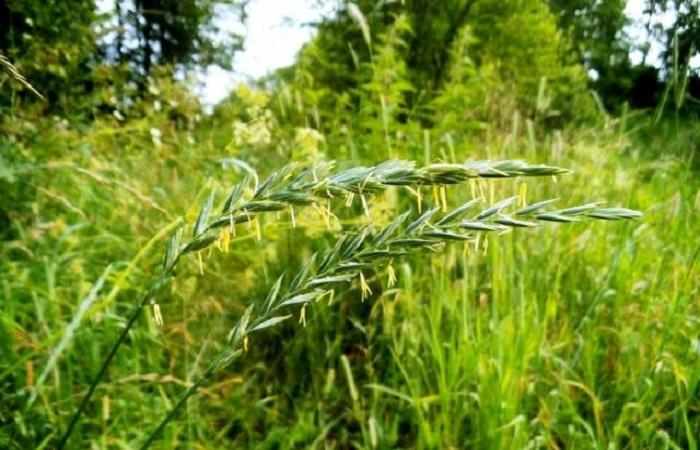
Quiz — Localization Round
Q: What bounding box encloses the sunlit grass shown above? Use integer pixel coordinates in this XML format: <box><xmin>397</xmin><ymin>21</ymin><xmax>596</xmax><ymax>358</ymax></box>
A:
<box><xmin>1</xmin><ymin>103</ymin><xmax>697</xmax><ymax>449</ymax></box>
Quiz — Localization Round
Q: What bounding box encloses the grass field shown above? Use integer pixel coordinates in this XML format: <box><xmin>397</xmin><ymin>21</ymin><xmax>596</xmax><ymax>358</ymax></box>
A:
<box><xmin>1</xmin><ymin>93</ymin><xmax>698</xmax><ymax>449</ymax></box>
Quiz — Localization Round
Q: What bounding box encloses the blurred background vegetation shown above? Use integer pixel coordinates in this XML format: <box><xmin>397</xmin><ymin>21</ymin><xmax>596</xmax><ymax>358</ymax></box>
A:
<box><xmin>1</xmin><ymin>0</ymin><xmax>698</xmax><ymax>448</ymax></box>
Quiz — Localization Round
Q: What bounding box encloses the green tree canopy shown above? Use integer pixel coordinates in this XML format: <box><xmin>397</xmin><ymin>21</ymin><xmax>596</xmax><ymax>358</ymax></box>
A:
<box><xmin>0</xmin><ymin>0</ymin><xmax>245</xmax><ymax>114</ymax></box>
<box><xmin>283</xmin><ymin>0</ymin><xmax>591</xmax><ymax>127</ymax></box>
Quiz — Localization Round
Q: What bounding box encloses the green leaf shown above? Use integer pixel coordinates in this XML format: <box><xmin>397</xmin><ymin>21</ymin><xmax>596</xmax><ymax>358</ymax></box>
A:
<box><xmin>208</xmin><ymin>348</ymin><xmax>243</xmax><ymax>375</ymax></box>
<box><xmin>335</xmin><ymin>261</ymin><xmax>374</xmax><ymax>272</ymax></box>
<box><xmin>586</xmin><ymin>208</ymin><xmax>642</xmax><ymax>220</ymax></box>
<box><xmin>241</xmin><ymin>200</ymin><xmax>287</xmax><ymax>212</ymax></box>
<box><xmin>469</xmin><ymin>160</ymin><xmax>569</xmax><ymax>177</ymax></box>
<box><xmin>291</xmin><ymin>253</ymin><xmax>317</xmax><ymax>291</ymax></box>
<box><xmin>208</xmin><ymin>212</ymin><xmax>254</xmax><ymax>229</ymax></box>
<box><xmin>277</xmin><ymin>291</ymin><xmax>323</xmax><ymax>308</ymax></box>
<box><xmin>536</xmin><ymin>213</ymin><xmax>579</xmax><ymax>223</ymax></box>
<box><xmin>307</xmin><ymin>274</ymin><xmax>356</xmax><ymax>286</ymax></box>
<box><xmin>361</xmin><ymin>250</ymin><xmax>408</xmax><ymax>259</ymax></box>
<box><xmin>389</xmin><ymin>238</ymin><xmax>438</xmax><ymax>248</ymax></box>
<box><xmin>459</xmin><ymin>221</ymin><xmax>505</xmax><ymax>231</ymax></box>
<box><xmin>222</xmin><ymin>178</ymin><xmax>249</xmax><ymax>213</ymax></box>
<box><xmin>318</xmin><ymin>237</ymin><xmax>347</xmax><ymax>273</ymax></box>
<box><xmin>267</xmin><ymin>190</ymin><xmax>313</xmax><ymax>205</ymax></box>
<box><xmin>254</xmin><ymin>165</ymin><xmax>294</xmax><ymax>198</ymax></box>
<box><xmin>558</xmin><ymin>202</ymin><xmax>603</xmax><ymax>215</ymax></box>
<box><xmin>182</xmin><ymin>234</ymin><xmax>218</xmax><ymax>253</ymax></box>
<box><xmin>193</xmin><ymin>190</ymin><xmax>215</xmax><ymax>237</ymax></box>
<box><xmin>264</xmin><ymin>275</ymin><xmax>285</xmax><ymax>312</ymax></box>
<box><xmin>422</xmin><ymin>230</ymin><xmax>472</xmax><ymax>240</ymax></box>
<box><xmin>228</xmin><ymin>304</ymin><xmax>254</xmax><ymax>345</ymax></box>
<box><xmin>163</xmin><ymin>227</ymin><xmax>183</xmax><ymax>271</ymax></box>
<box><xmin>406</xmin><ymin>207</ymin><xmax>440</xmax><ymax>234</ymax></box>
<box><xmin>373</xmin><ymin>160</ymin><xmax>421</xmax><ymax>185</ymax></box>
<box><xmin>436</xmin><ymin>199</ymin><xmax>479</xmax><ymax>225</ymax></box>
<box><xmin>373</xmin><ymin>212</ymin><xmax>410</xmax><ymax>245</ymax></box>
<box><xmin>341</xmin><ymin>226</ymin><xmax>372</xmax><ymax>258</ymax></box>
<box><xmin>219</xmin><ymin>158</ymin><xmax>257</xmax><ymax>178</ymax></box>
<box><xmin>239</xmin><ymin>304</ymin><xmax>254</xmax><ymax>335</ymax></box>
<box><xmin>476</xmin><ymin>196</ymin><xmax>518</xmax><ymax>220</ymax></box>
<box><xmin>290</xmin><ymin>162</ymin><xmax>334</xmax><ymax>187</ymax></box>
<box><xmin>514</xmin><ymin>198</ymin><xmax>559</xmax><ymax>216</ymax></box>
<box><xmin>250</xmin><ymin>315</ymin><xmax>293</xmax><ymax>332</ymax></box>
<box><xmin>328</xmin><ymin>167</ymin><xmax>373</xmax><ymax>192</ymax></box>
<box><xmin>423</xmin><ymin>163</ymin><xmax>477</xmax><ymax>184</ymax></box>
<box><xmin>493</xmin><ymin>217</ymin><xmax>538</xmax><ymax>228</ymax></box>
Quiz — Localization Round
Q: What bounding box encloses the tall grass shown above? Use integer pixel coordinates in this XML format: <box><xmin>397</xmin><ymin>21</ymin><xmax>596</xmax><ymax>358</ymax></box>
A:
<box><xmin>137</xmin><ymin>188</ymin><xmax>640</xmax><ymax>448</ymax></box>
<box><xmin>59</xmin><ymin>156</ymin><xmax>637</xmax><ymax>447</ymax></box>
<box><xmin>2</xmin><ymin>106</ymin><xmax>698</xmax><ymax>448</ymax></box>
<box><xmin>1</xmin><ymin>54</ymin><xmax>698</xmax><ymax>450</ymax></box>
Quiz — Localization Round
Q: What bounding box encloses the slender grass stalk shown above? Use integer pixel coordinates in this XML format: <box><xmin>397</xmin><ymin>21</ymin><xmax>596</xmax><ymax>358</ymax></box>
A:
<box><xmin>56</xmin><ymin>158</ymin><xmax>572</xmax><ymax>448</ymax></box>
<box><xmin>139</xmin><ymin>197</ymin><xmax>641</xmax><ymax>448</ymax></box>
<box><xmin>27</xmin><ymin>265</ymin><xmax>114</xmax><ymax>408</ymax></box>
<box><xmin>0</xmin><ymin>54</ymin><xmax>45</xmax><ymax>100</ymax></box>
<box><xmin>138</xmin><ymin>377</ymin><xmax>212</xmax><ymax>450</ymax></box>
<box><xmin>56</xmin><ymin>274</ymin><xmax>171</xmax><ymax>449</ymax></box>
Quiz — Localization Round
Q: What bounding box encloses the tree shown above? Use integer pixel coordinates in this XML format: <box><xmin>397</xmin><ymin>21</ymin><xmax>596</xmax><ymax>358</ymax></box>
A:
<box><xmin>649</xmin><ymin>0</ymin><xmax>699</xmax><ymax>113</ymax></box>
<box><xmin>286</xmin><ymin>0</ymin><xmax>590</xmax><ymax>127</ymax></box>
<box><xmin>0</xmin><ymin>0</ymin><xmax>246</xmax><ymax>114</ymax></box>
<box><xmin>110</xmin><ymin>0</ymin><xmax>245</xmax><ymax>82</ymax></box>
<box><xmin>548</xmin><ymin>0</ymin><xmax>629</xmax><ymax>77</ymax></box>
<box><xmin>0</xmin><ymin>0</ymin><xmax>98</xmax><ymax>111</ymax></box>
<box><xmin>548</xmin><ymin>0</ymin><xmax>699</xmax><ymax>113</ymax></box>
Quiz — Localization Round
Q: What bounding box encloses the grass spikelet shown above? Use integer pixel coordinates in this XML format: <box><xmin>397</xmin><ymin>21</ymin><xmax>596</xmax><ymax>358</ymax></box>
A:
<box><xmin>136</xmin><ymin>194</ymin><xmax>641</xmax><ymax>448</ymax></box>
<box><xmin>57</xmin><ymin>157</ymin><xmax>640</xmax><ymax>449</ymax></box>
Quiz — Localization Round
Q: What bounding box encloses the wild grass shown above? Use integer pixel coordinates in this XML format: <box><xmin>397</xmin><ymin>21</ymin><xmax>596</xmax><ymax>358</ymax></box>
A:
<box><xmin>1</xmin><ymin>91</ymin><xmax>698</xmax><ymax>449</ymax></box>
<box><xmin>0</xmin><ymin>54</ymin><xmax>45</xmax><ymax>101</ymax></box>
<box><xmin>138</xmin><ymin>190</ymin><xmax>640</xmax><ymax>448</ymax></box>
<box><xmin>56</xmin><ymin>157</ymin><xmax>612</xmax><ymax>447</ymax></box>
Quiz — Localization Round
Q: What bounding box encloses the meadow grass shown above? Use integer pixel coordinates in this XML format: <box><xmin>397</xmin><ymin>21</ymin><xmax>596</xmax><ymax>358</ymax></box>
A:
<box><xmin>57</xmin><ymin>156</ymin><xmax>611</xmax><ymax>448</ymax></box>
<box><xmin>0</xmin><ymin>107</ymin><xmax>697</xmax><ymax>449</ymax></box>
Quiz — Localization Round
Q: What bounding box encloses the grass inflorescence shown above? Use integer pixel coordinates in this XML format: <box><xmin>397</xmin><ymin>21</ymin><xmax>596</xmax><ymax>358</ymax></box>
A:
<box><xmin>51</xmin><ymin>154</ymin><xmax>640</xmax><ymax>448</ymax></box>
<box><xmin>56</xmin><ymin>157</ymin><xmax>592</xmax><ymax>447</ymax></box>
<box><xmin>138</xmin><ymin>192</ymin><xmax>640</xmax><ymax>447</ymax></box>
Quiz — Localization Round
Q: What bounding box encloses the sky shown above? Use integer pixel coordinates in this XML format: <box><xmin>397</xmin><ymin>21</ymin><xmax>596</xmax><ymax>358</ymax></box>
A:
<box><xmin>98</xmin><ymin>0</ymin><xmax>696</xmax><ymax>107</ymax></box>
<box><xmin>625</xmin><ymin>0</ymin><xmax>673</xmax><ymax>66</ymax></box>
<box><xmin>199</xmin><ymin>0</ymin><xmax>339</xmax><ymax>105</ymax></box>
